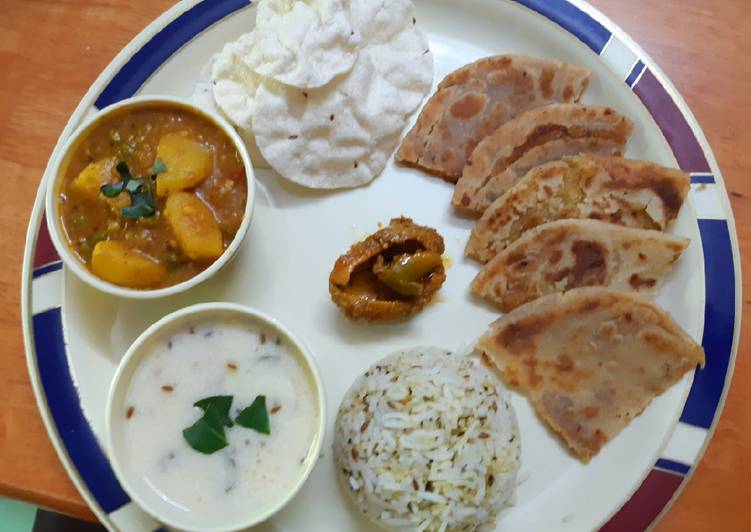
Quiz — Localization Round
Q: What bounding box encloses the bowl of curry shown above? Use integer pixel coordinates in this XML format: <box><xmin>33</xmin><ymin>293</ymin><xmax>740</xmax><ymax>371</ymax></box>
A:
<box><xmin>45</xmin><ymin>96</ymin><xmax>254</xmax><ymax>298</ymax></box>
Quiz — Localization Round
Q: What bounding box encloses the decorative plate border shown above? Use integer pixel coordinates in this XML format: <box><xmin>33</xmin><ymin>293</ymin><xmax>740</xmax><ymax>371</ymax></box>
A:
<box><xmin>19</xmin><ymin>0</ymin><xmax>741</xmax><ymax>530</ymax></box>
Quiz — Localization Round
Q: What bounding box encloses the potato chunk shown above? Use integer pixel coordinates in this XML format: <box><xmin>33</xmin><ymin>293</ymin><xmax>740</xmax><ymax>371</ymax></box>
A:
<box><xmin>91</xmin><ymin>241</ymin><xmax>166</xmax><ymax>288</ymax></box>
<box><xmin>70</xmin><ymin>157</ymin><xmax>130</xmax><ymax>212</ymax></box>
<box><xmin>107</xmin><ymin>193</ymin><xmax>131</xmax><ymax>212</ymax></box>
<box><xmin>156</xmin><ymin>133</ymin><xmax>213</xmax><ymax>196</ymax></box>
<box><xmin>71</xmin><ymin>157</ymin><xmax>118</xmax><ymax>197</ymax></box>
<box><xmin>164</xmin><ymin>192</ymin><xmax>223</xmax><ymax>261</ymax></box>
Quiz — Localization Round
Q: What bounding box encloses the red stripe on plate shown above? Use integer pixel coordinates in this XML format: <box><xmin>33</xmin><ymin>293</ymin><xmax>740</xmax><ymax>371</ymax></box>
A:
<box><xmin>600</xmin><ymin>468</ymin><xmax>684</xmax><ymax>531</ymax></box>
<box><xmin>34</xmin><ymin>214</ymin><xmax>60</xmax><ymax>268</ymax></box>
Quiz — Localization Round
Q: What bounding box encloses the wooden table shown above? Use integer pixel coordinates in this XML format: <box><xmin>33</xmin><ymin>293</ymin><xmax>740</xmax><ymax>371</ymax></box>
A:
<box><xmin>1</xmin><ymin>0</ymin><xmax>749</xmax><ymax>528</ymax></box>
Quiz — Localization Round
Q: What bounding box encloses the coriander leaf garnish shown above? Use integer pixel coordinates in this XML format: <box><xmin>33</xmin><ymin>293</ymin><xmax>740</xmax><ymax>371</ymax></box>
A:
<box><xmin>194</xmin><ymin>395</ymin><xmax>234</xmax><ymax>428</ymax></box>
<box><xmin>101</xmin><ymin>162</ymin><xmax>133</xmax><ymax>197</ymax></box>
<box><xmin>100</xmin><ymin>161</ymin><xmax>156</xmax><ymax>219</ymax></box>
<box><xmin>121</xmin><ymin>189</ymin><xmax>156</xmax><ymax>218</ymax></box>
<box><xmin>152</xmin><ymin>158</ymin><xmax>167</xmax><ymax>176</ymax></box>
<box><xmin>121</xmin><ymin>202</ymin><xmax>154</xmax><ymax>218</ymax></box>
<box><xmin>116</xmin><ymin>161</ymin><xmax>134</xmax><ymax>182</ymax></box>
<box><xmin>125</xmin><ymin>179</ymin><xmax>142</xmax><ymax>193</ymax></box>
<box><xmin>182</xmin><ymin>395</ymin><xmax>234</xmax><ymax>454</ymax></box>
<box><xmin>235</xmin><ymin>395</ymin><xmax>270</xmax><ymax>435</ymax></box>
<box><xmin>100</xmin><ymin>181</ymin><xmax>125</xmax><ymax>197</ymax></box>
<box><xmin>99</xmin><ymin>161</ymin><xmax>156</xmax><ymax>218</ymax></box>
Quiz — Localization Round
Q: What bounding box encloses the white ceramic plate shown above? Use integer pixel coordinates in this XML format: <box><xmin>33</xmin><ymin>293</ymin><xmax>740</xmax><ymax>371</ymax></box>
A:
<box><xmin>21</xmin><ymin>1</ymin><xmax>741</xmax><ymax>531</ymax></box>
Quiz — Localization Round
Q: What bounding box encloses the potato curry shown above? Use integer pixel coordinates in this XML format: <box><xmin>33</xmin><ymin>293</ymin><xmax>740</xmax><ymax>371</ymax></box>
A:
<box><xmin>57</xmin><ymin>103</ymin><xmax>247</xmax><ymax>289</ymax></box>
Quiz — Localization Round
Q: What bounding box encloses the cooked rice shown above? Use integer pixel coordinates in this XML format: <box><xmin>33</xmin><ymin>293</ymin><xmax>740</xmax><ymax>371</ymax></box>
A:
<box><xmin>334</xmin><ymin>348</ymin><xmax>520</xmax><ymax>531</ymax></box>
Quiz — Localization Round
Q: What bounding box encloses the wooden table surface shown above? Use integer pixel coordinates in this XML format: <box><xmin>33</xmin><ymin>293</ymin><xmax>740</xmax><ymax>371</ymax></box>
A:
<box><xmin>1</xmin><ymin>0</ymin><xmax>749</xmax><ymax>529</ymax></box>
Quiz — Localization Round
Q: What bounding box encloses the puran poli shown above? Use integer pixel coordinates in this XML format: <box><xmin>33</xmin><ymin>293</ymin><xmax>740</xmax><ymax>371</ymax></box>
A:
<box><xmin>454</xmin><ymin>104</ymin><xmax>633</xmax><ymax>214</ymax></box>
<box><xmin>476</xmin><ymin>287</ymin><xmax>705</xmax><ymax>462</ymax></box>
<box><xmin>396</xmin><ymin>55</ymin><xmax>591</xmax><ymax>182</ymax></box>
<box><xmin>466</xmin><ymin>155</ymin><xmax>690</xmax><ymax>262</ymax></box>
<box><xmin>464</xmin><ymin>138</ymin><xmax>623</xmax><ymax>215</ymax></box>
<box><xmin>471</xmin><ymin>219</ymin><xmax>689</xmax><ymax>311</ymax></box>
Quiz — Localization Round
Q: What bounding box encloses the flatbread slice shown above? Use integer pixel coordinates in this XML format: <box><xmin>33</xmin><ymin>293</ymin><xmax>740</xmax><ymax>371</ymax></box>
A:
<box><xmin>461</xmin><ymin>138</ymin><xmax>624</xmax><ymax>215</ymax></box>
<box><xmin>395</xmin><ymin>55</ymin><xmax>591</xmax><ymax>182</ymax></box>
<box><xmin>476</xmin><ymin>287</ymin><xmax>705</xmax><ymax>462</ymax></box>
<box><xmin>466</xmin><ymin>155</ymin><xmax>690</xmax><ymax>262</ymax></box>
<box><xmin>453</xmin><ymin>104</ymin><xmax>633</xmax><ymax>214</ymax></box>
<box><xmin>471</xmin><ymin>219</ymin><xmax>689</xmax><ymax>311</ymax></box>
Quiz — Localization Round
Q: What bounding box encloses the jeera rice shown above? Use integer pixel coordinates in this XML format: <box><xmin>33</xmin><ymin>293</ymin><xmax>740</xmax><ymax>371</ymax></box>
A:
<box><xmin>334</xmin><ymin>348</ymin><xmax>520</xmax><ymax>531</ymax></box>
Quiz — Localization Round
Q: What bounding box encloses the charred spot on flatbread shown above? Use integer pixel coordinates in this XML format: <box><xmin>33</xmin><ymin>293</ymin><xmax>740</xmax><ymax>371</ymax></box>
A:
<box><xmin>544</xmin><ymin>240</ymin><xmax>608</xmax><ymax>286</ymax></box>
<box><xmin>494</xmin><ymin>315</ymin><xmax>552</xmax><ymax>354</ymax></box>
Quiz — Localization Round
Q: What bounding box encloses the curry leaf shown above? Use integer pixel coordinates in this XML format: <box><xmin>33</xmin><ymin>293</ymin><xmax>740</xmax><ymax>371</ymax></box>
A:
<box><xmin>125</xmin><ymin>179</ymin><xmax>142</xmax><ymax>193</ymax></box>
<box><xmin>121</xmin><ymin>189</ymin><xmax>156</xmax><ymax>218</ymax></box>
<box><xmin>235</xmin><ymin>395</ymin><xmax>270</xmax><ymax>435</ymax></box>
<box><xmin>104</xmin><ymin>161</ymin><xmax>158</xmax><ymax>218</ymax></box>
<box><xmin>100</xmin><ymin>181</ymin><xmax>125</xmax><ymax>197</ymax></box>
<box><xmin>194</xmin><ymin>395</ymin><xmax>234</xmax><ymax>428</ymax></box>
<box><xmin>151</xmin><ymin>158</ymin><xmax>167</xmax><ymax>176</ymax></box>
<box><xmin>182</xmin><ymin>395</ymin><xmax>234</xmax><ymax>454</ymax></box>
<box><xmin>116</xmin><ymin>161</ymin><xmax>134</xmax><ymax>182</ymax></box>
<box><xmin>121</xmin><ymin>202</ymin><xmax>154</xmax><ymax>218</ymax></box>
<box><xmin>182</xmin><ymin>417</ymin><xmax>229</xmax><ymax>454</ymax></box>
<box><xmin>101</xmin><ymin>161</ymin><xmax>133</xmax><ymax>198</ymax></box>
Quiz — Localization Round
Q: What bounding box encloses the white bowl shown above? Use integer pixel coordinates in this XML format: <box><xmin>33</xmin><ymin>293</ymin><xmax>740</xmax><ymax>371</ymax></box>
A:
<box><xmin>44</xmin><ymin>95</ymin><xmax>255</xmax><ymax>299</ymax></box>
<box><xmin>105</xmin><ymin>302</ymin><xmax>326</xmax><ymax>532</ymax></box>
